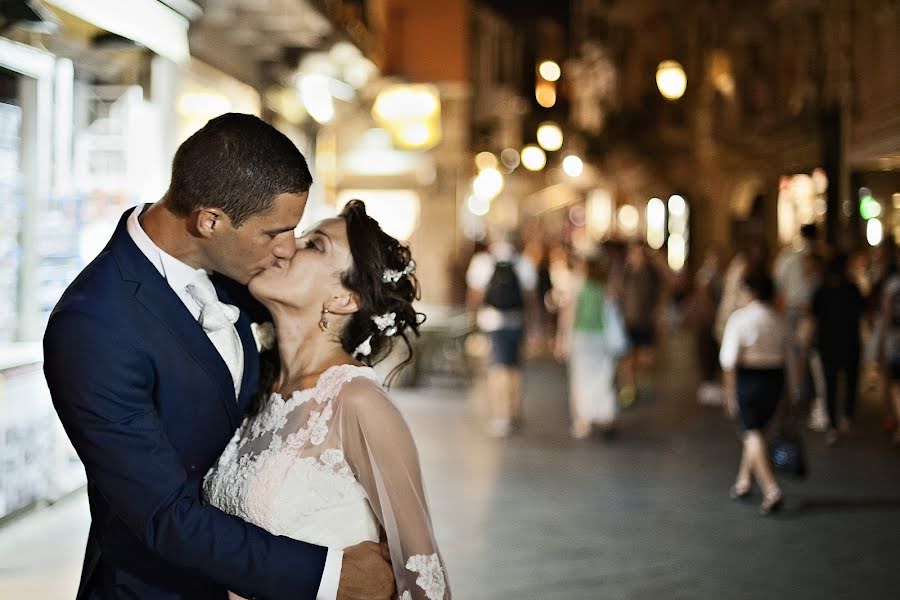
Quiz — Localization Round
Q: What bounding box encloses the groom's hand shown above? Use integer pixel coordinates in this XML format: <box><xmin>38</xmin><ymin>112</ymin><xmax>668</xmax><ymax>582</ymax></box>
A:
<box><xmin>337</xmin><ymin>541</ymin><xmax>394</xmax><ymax>600</ymax></box>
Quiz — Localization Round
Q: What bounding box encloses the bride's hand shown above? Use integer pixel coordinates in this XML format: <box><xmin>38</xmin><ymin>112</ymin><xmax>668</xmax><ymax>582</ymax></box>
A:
<box><xmin>228</xmin><ymin>592</ymin><xmax>248</xmax><ymax>600</ymax></box>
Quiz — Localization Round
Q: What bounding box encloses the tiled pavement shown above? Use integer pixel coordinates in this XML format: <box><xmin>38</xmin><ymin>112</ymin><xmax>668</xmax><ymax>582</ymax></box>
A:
<box><xmin>2</xmin><ymin>331</ymin><xmax>899</xmax><ymax>599</ymax></box>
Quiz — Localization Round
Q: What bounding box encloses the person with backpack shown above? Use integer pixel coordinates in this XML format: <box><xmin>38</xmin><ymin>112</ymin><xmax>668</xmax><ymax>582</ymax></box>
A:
<box><xmin>466</xmin><ymin>234</ymin><xmax>538</xmax><ymax>437</ymax></box>
<box><xmin>556</xmin><ymin>253</ymin><xmax>628</xmax><ymax>439</ymax></box>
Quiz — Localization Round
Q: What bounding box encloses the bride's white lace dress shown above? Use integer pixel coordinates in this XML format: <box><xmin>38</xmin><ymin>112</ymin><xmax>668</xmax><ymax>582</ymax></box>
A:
<box><xmin>203</xmin><ymin>364</ymin><xmax>449</xmax><ymax>600</ymax></box>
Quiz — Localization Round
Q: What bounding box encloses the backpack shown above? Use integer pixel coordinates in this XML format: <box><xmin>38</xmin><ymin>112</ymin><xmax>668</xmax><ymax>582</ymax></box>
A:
<box><xmin>483</xmin><ymin>260</ymin><xmax>524</xmax><ymax>311</ymax></box>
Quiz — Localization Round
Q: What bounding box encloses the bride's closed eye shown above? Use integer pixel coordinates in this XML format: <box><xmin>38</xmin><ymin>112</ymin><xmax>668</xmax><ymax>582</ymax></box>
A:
<box><xmin>303</xmin><ymin>238</ymin><xmax>324</xmax><ymax>252</ymax></box>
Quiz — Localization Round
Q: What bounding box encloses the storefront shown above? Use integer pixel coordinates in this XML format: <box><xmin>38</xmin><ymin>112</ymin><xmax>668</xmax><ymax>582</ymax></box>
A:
<box><xmin>0</xmin><ymin>37</ymin><xmax>83</xmax><ymax>519</ymax></box>
<box><xmin>0</xmin><ymin>0</ymin><xmax>199</xmax><ymax>519</ymax></box>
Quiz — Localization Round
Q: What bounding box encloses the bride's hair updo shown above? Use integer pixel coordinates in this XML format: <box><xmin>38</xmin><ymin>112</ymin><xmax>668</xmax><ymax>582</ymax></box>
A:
<box><xmin>253</xmin><ymin>200</ymin><xmax>423</xmax><ymax>413</ymax></box>
<box><xmin>338</xmin><ymin>199</ymin><xmax>424</xmax><ymax>370</ymax></box>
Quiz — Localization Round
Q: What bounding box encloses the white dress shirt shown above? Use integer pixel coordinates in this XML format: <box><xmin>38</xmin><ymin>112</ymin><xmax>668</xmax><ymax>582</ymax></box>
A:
<box><xmin>126</xmin><ymin>205</ymin><xmax>342</xmax><ymax>600</ymax></box>
<box><xmin>719</xmin><ymin>300</ymin><xmax>787</xmax><ymax>370</ymax></box>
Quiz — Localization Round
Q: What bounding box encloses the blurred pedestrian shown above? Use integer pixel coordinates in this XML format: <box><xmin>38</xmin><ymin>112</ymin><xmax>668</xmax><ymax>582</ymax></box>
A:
<box><xmin>811</xmin><ymin>255</ymin><xmax>865</xmax><ymax>446</ymax></box>
<box><xmin>687</xmin><ymin>246</ymin><xmax>723</xmax><ymax>405</ymax></box>
<box><xmin>877</xmin><ymin>249</ymin><xmax>900</xmax><ymax>444</ymax></box>
<box><xmin>466</xmin><ymin>233</ymin><xmax>538</xmax><ymax>437</ymax></box>
<box><xmin>619</xmin><ymin>243</ymin><xmax>662</xmax><ymax>405</ymax></box>
<box><xmin>720</xmin><ymin>272</ymin><xmax>787</xmax><ymax>516</ymax></box>
<box><xmin>556</xmin><ymin>254</ymin><xmax>628</xmax><ymax>439</ymax></box>
<box><xmin>871</xmin><ymin>239</ymin><xmax>900</xmax><ymax>437</ymax></box>
<box><xmin>715</xmin><ymin>239</ymin><xmax>769</xmax><ymax>343</ymax></box>
<box><xmin>775</xmin><ymin>224</ymin><xmax>819</xmax><ymax>406</ymax></box>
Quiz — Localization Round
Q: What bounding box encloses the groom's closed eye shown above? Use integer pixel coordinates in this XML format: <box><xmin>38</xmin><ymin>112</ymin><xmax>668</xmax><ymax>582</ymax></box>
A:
<box><xmin>264</xmin><ymin>227</ymin><xmax>295</xmax><ymax>239</ymax></box>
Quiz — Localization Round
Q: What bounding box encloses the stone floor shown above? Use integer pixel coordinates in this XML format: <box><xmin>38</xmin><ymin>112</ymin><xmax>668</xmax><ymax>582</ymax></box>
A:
<box><xmin>2</xmin><ymin>331</ymin><xmax>899</xmax><ymax>599</ymax></box>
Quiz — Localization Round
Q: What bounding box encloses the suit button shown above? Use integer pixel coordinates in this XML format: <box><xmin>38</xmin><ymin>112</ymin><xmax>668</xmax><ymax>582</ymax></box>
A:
<box><xmin>189</xmin><ymin>464</ymin><xmax>197</xmax><ymax>472</ymax></box>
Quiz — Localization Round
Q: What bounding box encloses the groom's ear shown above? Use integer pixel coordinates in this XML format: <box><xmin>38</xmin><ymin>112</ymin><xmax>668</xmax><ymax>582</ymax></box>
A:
<box><xmin>196</xmin><ymin>208</ymin><xmax>227</xmax><ymax>238</ymax></box>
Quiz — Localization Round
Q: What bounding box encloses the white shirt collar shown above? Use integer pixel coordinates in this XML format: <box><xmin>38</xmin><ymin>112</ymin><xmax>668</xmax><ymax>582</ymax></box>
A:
<box><xmin>127</xmin><ymin>204</ymin><xmax>208</xmax><ymax>312</ymax></box>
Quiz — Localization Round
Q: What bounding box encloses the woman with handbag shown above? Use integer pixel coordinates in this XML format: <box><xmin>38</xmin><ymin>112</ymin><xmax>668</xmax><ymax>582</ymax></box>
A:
<box><xmin>719</xmin><ymin>272</ymin><xmax>787</xmax><ymax>515</ymax></box>
<box><xmin>556</xmin><ymin>254</ymin><xmax>629</xmax><ymax>439</ymax></box>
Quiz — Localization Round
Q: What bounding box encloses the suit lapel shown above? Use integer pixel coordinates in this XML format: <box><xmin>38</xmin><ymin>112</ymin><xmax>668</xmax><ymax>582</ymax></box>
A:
<box><xmin>111</xmin><ymin>208</ymin><xmax>242</xmax><ymax>429</ymax></box>
<box><xmin>235</xmin><ymin>314</ymin><xmax>260</xmax><ymax>414</ymax></box>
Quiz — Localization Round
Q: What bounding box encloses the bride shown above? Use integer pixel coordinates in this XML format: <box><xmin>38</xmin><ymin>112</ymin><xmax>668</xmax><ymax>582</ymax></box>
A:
<box><xmin>203</xmin><ymin>200</ymin><xmax>450</xmax><ymax>600</ymax></box>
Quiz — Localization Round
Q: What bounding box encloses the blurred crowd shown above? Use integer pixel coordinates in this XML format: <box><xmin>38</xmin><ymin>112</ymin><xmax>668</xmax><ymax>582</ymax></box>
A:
<box><xmin>462</xmin><ymin>224</ymin><xmax>900</xmax><ymax>512</ymax></box>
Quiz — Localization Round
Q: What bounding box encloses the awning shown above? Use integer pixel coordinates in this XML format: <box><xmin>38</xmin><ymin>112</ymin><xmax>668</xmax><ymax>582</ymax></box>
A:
<box><xmin>45</xmin><ymin>0</ymin><xmax>190</xmax><ymax>63</ymax></box>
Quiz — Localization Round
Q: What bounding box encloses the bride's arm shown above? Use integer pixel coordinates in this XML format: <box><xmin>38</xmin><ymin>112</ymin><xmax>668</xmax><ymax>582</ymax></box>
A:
<box><xmin>336</xmin><ymin>380</ymin><xmax>451</xmax><ymax>600</ymax></box>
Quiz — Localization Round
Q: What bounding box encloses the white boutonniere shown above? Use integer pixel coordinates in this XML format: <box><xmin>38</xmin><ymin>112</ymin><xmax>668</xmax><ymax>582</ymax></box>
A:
<box><xmin>250</xmin><ymin>322</ymin><xmax>276</xmax><ymax>352</ymax></box>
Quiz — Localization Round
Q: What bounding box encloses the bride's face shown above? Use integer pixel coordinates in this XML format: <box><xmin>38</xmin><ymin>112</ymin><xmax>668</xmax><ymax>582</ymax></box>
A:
<box><xmin>249</xmin><ymin>217</ymin><xmax>354</xmax><ymax>310</ymax></box>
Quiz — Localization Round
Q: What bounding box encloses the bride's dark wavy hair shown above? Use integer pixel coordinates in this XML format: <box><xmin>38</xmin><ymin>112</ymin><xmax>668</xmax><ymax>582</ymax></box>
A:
<box><xmin>253</xmin><ymin>200</ymin><xmax>424</xmax><ymax>413</ymax></box>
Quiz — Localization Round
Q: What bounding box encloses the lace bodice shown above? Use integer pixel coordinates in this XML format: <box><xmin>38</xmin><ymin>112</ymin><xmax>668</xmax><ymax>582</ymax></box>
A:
<box><xmin>203</xmin><ymin>364</ymin><xmax>449</xmax><ymax>600</ymax></box>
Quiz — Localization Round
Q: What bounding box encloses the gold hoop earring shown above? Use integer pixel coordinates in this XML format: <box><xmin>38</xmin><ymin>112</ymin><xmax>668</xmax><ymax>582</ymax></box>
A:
<box><xmin>319</xmin><ymin>306</ymin><xmax>330</xmax><ymax>332</ymax></box>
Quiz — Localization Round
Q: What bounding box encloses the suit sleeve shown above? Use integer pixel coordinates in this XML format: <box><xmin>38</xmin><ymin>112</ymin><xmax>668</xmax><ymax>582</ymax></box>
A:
<box><xmin>43</xmin><ymin>309</ymin><xmax>327</xmax><ymax>599</ymax></box>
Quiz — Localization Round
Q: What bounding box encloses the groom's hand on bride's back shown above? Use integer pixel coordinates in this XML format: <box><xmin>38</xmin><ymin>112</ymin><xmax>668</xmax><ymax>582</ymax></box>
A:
<box><xmin>338</xmin><ymin>540</ymin><xmax>394</xmax><ymax>600</ymax></box>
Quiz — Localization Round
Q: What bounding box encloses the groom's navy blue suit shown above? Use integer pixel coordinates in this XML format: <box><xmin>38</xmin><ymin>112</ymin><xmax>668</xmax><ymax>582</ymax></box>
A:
<box><xmin>44</xmin><ymin>208</ymin><xmax>327</xmax><ymax>599</ymax></box>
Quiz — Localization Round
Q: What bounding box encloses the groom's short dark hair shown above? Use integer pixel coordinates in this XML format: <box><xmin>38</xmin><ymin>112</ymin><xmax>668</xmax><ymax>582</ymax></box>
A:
<box><xmin>165</xmin><ymin>113</ymin><xmax>313</xmax><ymax>227</ymax></box>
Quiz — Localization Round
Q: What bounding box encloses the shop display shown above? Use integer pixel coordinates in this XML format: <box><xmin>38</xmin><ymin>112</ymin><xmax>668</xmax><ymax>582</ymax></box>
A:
<box><xmin>0</xmin><ymin>102</ymin><xmax>22</xmax><ymax>343</ymax></box>
<box><xmin>0</xmin><ymin>363</ymin><xmax>54</xmax><ymax>517</ymax></box>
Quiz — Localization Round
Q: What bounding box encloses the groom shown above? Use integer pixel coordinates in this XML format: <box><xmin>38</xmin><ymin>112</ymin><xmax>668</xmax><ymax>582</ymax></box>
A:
<box><xmin>43</xmin><ymin>114</ymin><xmax>394</xmax><ymax>599</ymax></box>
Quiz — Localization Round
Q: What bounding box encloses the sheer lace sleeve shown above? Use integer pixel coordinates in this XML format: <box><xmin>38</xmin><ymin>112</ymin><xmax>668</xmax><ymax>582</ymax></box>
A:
<box><xmin>335</xmin><ymin>379</ymin><xmax>450</xmax><ymax>600</ymax></box>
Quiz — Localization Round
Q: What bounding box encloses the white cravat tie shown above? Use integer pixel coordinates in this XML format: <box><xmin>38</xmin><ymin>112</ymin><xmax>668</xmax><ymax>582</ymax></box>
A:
<box><xmin>185</xmin><ymin>273</ymin><xmax>243</xmax><ymax>397</ymax></box>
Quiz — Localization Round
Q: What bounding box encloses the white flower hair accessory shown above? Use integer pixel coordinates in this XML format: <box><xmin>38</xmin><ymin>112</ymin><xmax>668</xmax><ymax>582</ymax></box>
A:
<box><xmin>352</xmin><ymin>335</ymin><xmax>373</xmax><ymax>359</ymax></box>
<box><xmin>372</xmin><ymin>312</ymin><xmax>398</xmax><ymax>337</ymax></box>
<box><xmin>250</xmin><ymin>322</ymin><xmax>276</xmax><ymax>352</ymax></box>
<box><xmin>382</xmin><ymin>259</ymin><xmax>417</xmax><ymax>284</ymax></box>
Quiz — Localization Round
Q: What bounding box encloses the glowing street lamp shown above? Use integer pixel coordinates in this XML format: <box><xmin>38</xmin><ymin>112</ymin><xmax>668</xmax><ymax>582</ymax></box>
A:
<box><xmin>656</xmin><ymin>60</ymin><xmax>687</xmax><ymax>100</ymax></box>
<box><xmin>372</xmin><ymin>84</ymin><xmax>442</xmax><ymax>149</ymax></box>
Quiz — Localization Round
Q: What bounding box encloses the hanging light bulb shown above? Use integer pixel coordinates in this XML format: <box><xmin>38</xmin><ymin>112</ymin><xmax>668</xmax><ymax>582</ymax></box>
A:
<box><xmin>500</xmin><ymin>148</ymin><xmax>520</xmax><ymax>170</ymax></box>
<box><xmin>656</xmin><ymin>60</ymin><xmax>687</xmax><ymax>100</ymax></box>
<box><xmin>535</xmin><ymin>81</ymin><xmax>556</xmax><ymax>108</ymax></box>
<box><xmin>646</xmin><ymin>198</ymin><xmax>666</xmax><ymax>250</ymax></box>
<box><xmin>475</xmin><ymin>151</ymin><xmax>498</xmax><ymax>171</ymax></box>
<box><xmin>536</xmin><ymin>122</ymin><xmax>563</xmax><ymax>151</ymax></box>
<box><xmin>538</xmin><ymin>60</ymin><xmax>561</xmax><ymax>82</ymax></box>
<box><xmin>562</xmin><ymin>155</ymin><xmax>584</xmax><ymax>177</ymax></box>
<box><xmin>521</xmin><ymin>145</ymin><xmax>547</xmax><ymax>171</ymax></box>
<box><xmin>473</xmin><ymin>167</ymin><xmax>504</xmax><ymax>199</ymax></box>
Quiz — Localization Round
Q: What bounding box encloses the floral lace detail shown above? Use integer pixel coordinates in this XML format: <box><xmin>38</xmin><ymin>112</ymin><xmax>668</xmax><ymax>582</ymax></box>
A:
<box><xmin>204</xmin><ymin>363</ymin><xmax>449</xmax><ymax>598</ymax></box>
<box><xmin>315</xmin><ymin>364</ymin><xmax>381</xmax><ymax>403</ymax></box>
<box><xmin>298</xmin><ymin>448</ymin><xmax>354</xmax><ymax>480</ymax></box>
<box><xmin>405</xmin><ymin>553</ymin><xmax>446</xmax><ymax>600</ymax></box>
<box><xmin>203</xmin><ymin>365</ymin><xmax>379</xmax><ymax>532</ymax></box>
<box><xmin>285</xmin><ymin>401</ymin><xmax>334</xmax><ymax>450</ymax></box>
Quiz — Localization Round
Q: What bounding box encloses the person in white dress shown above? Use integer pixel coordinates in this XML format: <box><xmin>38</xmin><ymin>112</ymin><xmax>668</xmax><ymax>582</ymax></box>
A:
<box><xmin>556</xmin><ymin>253</ymin><xmax>629</xmax><ymax>438</ymax></box>
<box><xmin>204</xmin><ymin>200</ymin><xmax>450</xmax><ymax>600</ymax></box>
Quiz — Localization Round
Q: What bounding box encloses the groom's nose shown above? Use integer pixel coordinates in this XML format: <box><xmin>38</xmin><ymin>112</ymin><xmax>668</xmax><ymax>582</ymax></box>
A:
<box><xmin>272</xmin><ymin>235</ymin><xmax>296</xmax><ymax>260</ymax></box>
